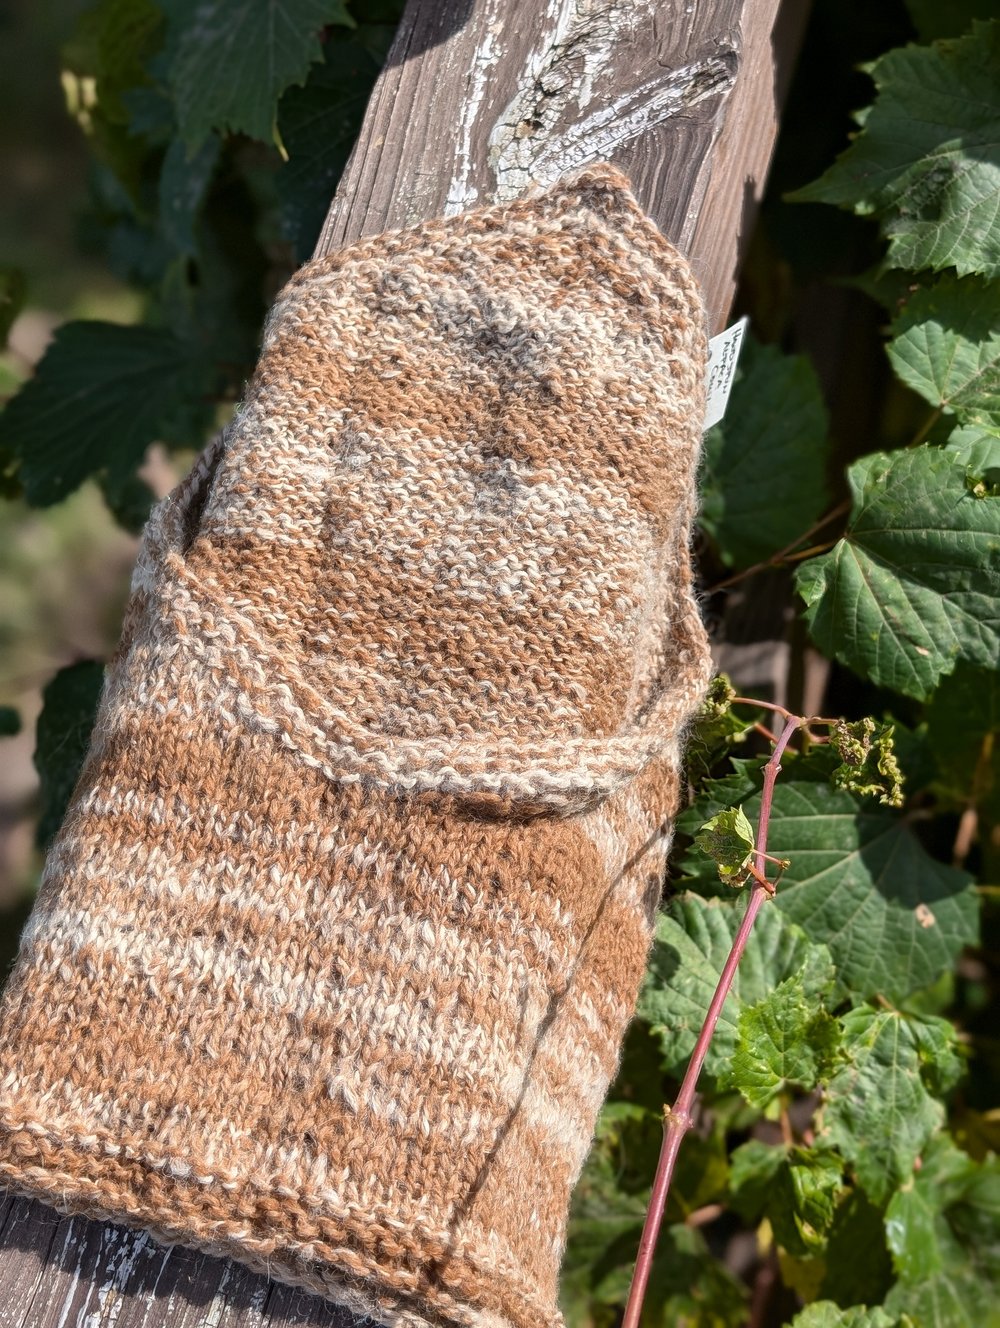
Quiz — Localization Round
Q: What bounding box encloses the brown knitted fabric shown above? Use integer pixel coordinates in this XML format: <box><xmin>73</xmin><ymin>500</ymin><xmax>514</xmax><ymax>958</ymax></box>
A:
<box><xmin>0</xmin><ymin>163</ymin><xmax>711</xmax><ymax>1328</ymax></box>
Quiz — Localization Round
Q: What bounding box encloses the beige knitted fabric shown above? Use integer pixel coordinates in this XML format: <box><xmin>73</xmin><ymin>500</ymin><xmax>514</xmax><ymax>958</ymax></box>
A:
<box><xmin>0</xmin><ymin>163</ymin><xmax>711</xmax><ymax>1328</ymax></box>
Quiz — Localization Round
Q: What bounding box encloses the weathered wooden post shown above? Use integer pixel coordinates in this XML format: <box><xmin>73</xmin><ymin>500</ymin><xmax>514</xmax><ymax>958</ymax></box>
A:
<box><xmin>0</xmin><ymin>0</ymin><xmax>806</xmax><ymax>1322</ymax></box>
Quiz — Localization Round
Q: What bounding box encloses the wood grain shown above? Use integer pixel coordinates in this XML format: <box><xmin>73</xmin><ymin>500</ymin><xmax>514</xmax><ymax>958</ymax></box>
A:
<box><xmin>0</xmin><ymin>1196</ymin><xmax>355</xmax><ymax>1328</ymax></box>
<box><xmin>0</xmin><ymin>0</ymin><xmax>805</xmax><ymax>1322</ymax></box>
<box><xmin>317</xmin><ymin>0</ymin><xmax>809</xmax><ymax>331</ymax></box>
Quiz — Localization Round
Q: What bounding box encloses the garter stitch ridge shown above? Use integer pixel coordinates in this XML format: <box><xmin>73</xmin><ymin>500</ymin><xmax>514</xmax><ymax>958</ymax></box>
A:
<box><xmin>0</xmin><ymin>163</ymin><xmax>713</xmax><ymax>1328</ymax></box>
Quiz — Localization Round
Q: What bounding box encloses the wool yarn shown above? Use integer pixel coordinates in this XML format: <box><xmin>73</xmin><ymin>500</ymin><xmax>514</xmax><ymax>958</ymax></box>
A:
<box><xmin>0</xmin><ymin>163</ymin><xmax>712</xmax><ymax>1328</ymax></box>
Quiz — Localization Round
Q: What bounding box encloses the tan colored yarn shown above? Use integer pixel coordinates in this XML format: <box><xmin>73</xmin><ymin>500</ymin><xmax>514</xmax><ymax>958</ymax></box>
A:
<box><xmin>0</xmin><ymin>163</ymin><xmax>712</xmax><ymax>1328</ymax></box>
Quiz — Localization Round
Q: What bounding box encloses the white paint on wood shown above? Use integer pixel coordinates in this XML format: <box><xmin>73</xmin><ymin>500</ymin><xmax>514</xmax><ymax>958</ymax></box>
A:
<box><xmin>446</xmin><ymin>14</ymin><xmax>504</xmax><ymax>212</ymax></box>
<box><xmin>313</xmin><ymin>0</ymin><xmax>796</xmax><ymax>330</ymax></box>
<box><xmin>490</xmin><ymin>54</ymin><xmax>736</xmax><ymax>198</ymax></box>
<box><xmin>80</xmin><ymin>1229</ymin><xmax>152</xmax><ymax>1328</ymax></box>
<box><xmin>443</xmin><ymin>0</ymin><xmax>739</xmax><ymax>210</ymax></box>
<box><xmin>199</xmin><ymin>1261</ymin><xmax>233</xmax><ymax>1328</ymax></box>
<box><xmin>53</xmin><ymin>1220</ymin><xmax>86</xmax><ymax>1328</ymax></box>
<box><xmin>144</xmin><ymin>1246</ymin><xmax>174</xmax><ymax>1306</ymax></box>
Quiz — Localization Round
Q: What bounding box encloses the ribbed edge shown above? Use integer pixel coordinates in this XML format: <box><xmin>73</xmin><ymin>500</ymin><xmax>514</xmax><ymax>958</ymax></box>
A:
<box><xmin>0</xmin><ymin>1112</ymin><xmax>560</xmax><ymax>1328</ymax></box>
<box><xmin>288</xmin><ymin>163</ymin><xmax>705</xmax><ymax>329</ymax></box>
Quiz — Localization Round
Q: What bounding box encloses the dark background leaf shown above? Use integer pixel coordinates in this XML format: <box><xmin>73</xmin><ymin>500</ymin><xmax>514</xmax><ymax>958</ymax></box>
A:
<box><xmin>167</xmin><ymin>0</ymin><xmax>354</xmax><ymax>147</ymax></box>
<box><xmin>278</xmin><ymin>25</ymin><xmax>395</xmax><ymax>261</ymax></box>
<box><xmin>701</xmin><ymin>339</ymin><xmax>830</xmax><ymax>569</ymax></box>
<box><xmin>0</xmin><ymin>321</ymin><xmax>208</xmax><ymax>504</ymax></box>
<box><xmin>34</xmin><ymin>661</ymin><xmax>105</xmax><ymax>850</ymax></box>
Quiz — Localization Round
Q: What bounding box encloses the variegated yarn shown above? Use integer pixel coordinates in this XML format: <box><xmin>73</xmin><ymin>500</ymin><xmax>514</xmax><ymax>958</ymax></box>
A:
<box><xmin>0</xmin><ymin>163</ymin><xmax>711</xmax><ymax>1328</ymax></box>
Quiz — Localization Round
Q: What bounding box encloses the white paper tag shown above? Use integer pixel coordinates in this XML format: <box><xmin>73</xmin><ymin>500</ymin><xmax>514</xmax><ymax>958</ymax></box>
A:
<box><xmin>704</xmin><ymin>316</ymin><xmax>748</xmax><ymax>430</ymax></box>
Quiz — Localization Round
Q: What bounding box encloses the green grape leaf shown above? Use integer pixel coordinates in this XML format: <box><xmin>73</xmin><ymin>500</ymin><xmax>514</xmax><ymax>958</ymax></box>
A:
<box><xmin>34</xmin><ymin>661</ymin><xmax>105</xmax><ymax>850</ymax></box>
<box><xmin>886</xmin><ymin>1139</ymin><xmax>971</xmax><ymax>1283</ymax></box>
<box><xmin>638</xmin><ymin>894</ymin><xmax>833</xmax><ymax>1077</ymax></box>
<box><xmin>790</xmin><ymin>1303</ymin><xmax>898</xmax><ymax>1328</ymax></box>
<box><xmin>676</xmin><ymin>759</ymin><xmax>761</xmax><ymax>848</ymax></box>
<box><xmin>822</xmin><ymin>1006</ymin><xmax>961</xmax><ymax>1205</ymax></box>
<box><xmin>888</xmin><ymin>277</ymin><xmax>1000</xmax><ymax>431</ymax></box>
<box><xmin>733</xmin><ymin>969</ymin><xmax>842</xmax><ymax>1107</ymax></box>
<box><xmin>700</xmin><ymin>340</ymin><xmax>830</xmax><ymax>568</ymax></box>
<box><xmin>694</xmin><ymin>806</ymin><xmax>757</xmax><ymax>886</ymax></box>
<box><xmin>121</xmin><ymin>81</ymin><xmax>175</xmax><ymax>144</ymax></box>
<box><xmin>885</xmin><ymin>1137</ymin><xmax>1000</xmax><ymax>1327</ymax></box>
<box><xmin>730</xmin><ymin>1141</ymin><xmax>845</xmax><ymax>1257</ymax></box>
<box><xmin>98</xmin><ymin>468</ymin><xmax>156</xmax><ymax>534</ymax></box>
<box><xmin>157</xmin><ymin>194</ymin><xmax>270</xmax><ymax>374</ymax></box>
<box><xmin>0</xmin><ymin>321</ymin><xmax>207</xmax><ymax>505</ymax></box>
<box><xmin>780</xmin><ymin>1148</ymin><xmax>846</xmax><ymax>1256</ymax></box>
<box><xmin>729</xmin><ymin>1139</ymin><xmax>788</xmax><ymax>1223</ymax></box>
<box><xmin>168</xmin><ymin>0</ymin><xmax>354</xmax><ymax>148</ymax></box>
<box><xmin>946</xmin><ymin>424</ymin><xmax>1000</xmax><ymax>498</ymax></box>
<box><xmin>795</xmin><ymin>447</ymin><xmax>1000</xmax><ymax>701</ymax></box>
<box><xmin>913</xmin><ymin>1013</ymin><xmax>966</xmax><ymax>1097</ymax></box>
<box><xmin>790</xmin><ymin>22</ymin><xmax>1000</xmax><ymax>280</ymax></box>
<box><xmin>926</xmin><ymin>663</ymin><xmax>1000</xmax><ymax>806</ymax></box>
<box><xmin>675</xmin><ymin>758</ymin><xmax>765</xmax><ymax>897</ymax></box>
<box><xmin>278</xmin><ymin>25</ymin><xmax>394</xmax><ymax>262</ymax></box>
<box><xmin>820</xmin><ymin>1189</ymin><xmax>896</xmax><ymax>1309</ymax></box>
<box><xmin>684</xmin><ymin>766</ymin><xmax>978</xmax><ymax>1002</ymax></box>
<box><xmin>771</xmin><ymin>779</ymin><xmax>978</xmax><ymax>1002</ymax></box>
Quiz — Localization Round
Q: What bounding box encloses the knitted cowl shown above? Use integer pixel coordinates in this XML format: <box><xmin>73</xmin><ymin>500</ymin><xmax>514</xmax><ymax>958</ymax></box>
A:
<box><xmin>0</xmin><ymin>163</ymin><xmax>712</xmax><ymax>1328</ymax></box>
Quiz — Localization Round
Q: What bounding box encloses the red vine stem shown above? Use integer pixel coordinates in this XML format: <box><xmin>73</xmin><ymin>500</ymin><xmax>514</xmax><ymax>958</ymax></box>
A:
<box><xmin>621</xmin><ymin>714</ymin><xmax>802</xmax><ymax>1328</ymax></box>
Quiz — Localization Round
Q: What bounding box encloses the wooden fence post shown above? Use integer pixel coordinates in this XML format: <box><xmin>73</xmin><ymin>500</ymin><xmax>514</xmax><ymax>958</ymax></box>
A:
<box><xmin>317</xmin><ymin>0</ymin><xmax>808</xmax><ymax>330</ymax></box>
<box><xmin>0</xmin><ymin>0</ymin><xmax>806</xmax><ymax>1322</ymax></box>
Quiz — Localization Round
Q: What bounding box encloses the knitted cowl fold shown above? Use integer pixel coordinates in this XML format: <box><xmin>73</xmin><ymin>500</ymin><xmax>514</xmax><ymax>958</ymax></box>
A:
<box><xmin>0</xmin><ymin>163</ymin><xmax>712</xmax><ymax>1328</ymax></box>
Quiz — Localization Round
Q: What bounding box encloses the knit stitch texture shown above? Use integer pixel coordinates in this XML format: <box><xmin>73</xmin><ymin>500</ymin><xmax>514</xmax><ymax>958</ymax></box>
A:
<box><xmin>0</xmin><ymin>163</ymin><xmax>712</xmax><ymax>1328</ymax></box>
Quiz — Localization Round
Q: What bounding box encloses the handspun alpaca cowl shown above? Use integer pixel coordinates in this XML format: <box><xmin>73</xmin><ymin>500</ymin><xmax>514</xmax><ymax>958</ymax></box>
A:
<box><xmin>0</xmin><ymin>163</ymin><xmax>712</xmax><ymax>1328</ymax></box>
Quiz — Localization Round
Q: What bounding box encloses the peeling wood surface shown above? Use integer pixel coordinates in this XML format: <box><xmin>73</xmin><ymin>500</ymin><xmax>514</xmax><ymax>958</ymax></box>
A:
<box><xmin>0</xmin><ymin>1197</ymin><xmax>353</xmax><ymax>1328</ymax></box>
<box><xmin>318</xmin><ymin>0</ymin><xmax>809</xmax><ymax>330</ymax></box>
<box><xmin>0</xmin><ymin>0</ymin><xmax>805</xmax><ymax>1324</ymax></box>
